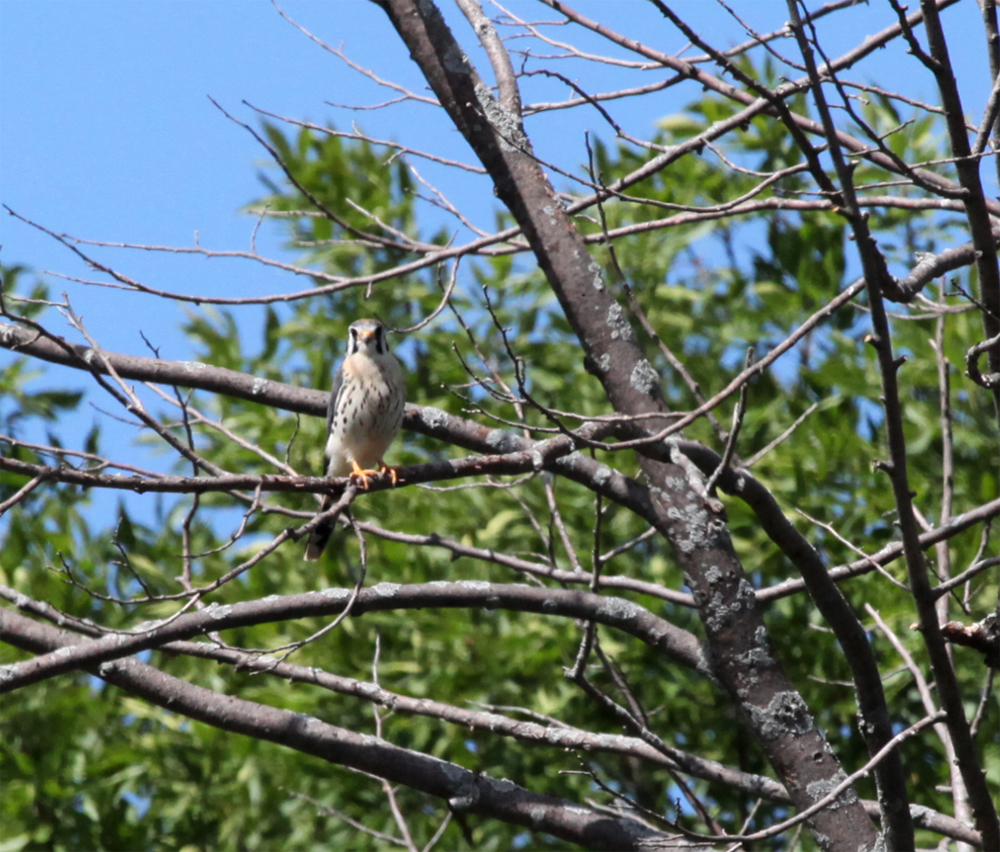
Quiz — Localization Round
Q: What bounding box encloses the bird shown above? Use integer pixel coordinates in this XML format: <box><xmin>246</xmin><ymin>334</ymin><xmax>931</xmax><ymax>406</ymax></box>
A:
<box><xmin>304</xmin><ymin>318</ymin><xmax>406</xmax><ymax>561</ymax></box>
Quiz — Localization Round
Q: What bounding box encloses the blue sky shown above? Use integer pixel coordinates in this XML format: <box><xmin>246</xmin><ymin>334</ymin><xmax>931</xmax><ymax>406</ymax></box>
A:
<box><xmin>3</xmin><ymin>1</ymin><xmax>990</xmax><ymax>350</ymax></box>
<box><xmin>1</xmin><ymin>0</ymin><xmax>993</xmax><ymax>528</ymax></box>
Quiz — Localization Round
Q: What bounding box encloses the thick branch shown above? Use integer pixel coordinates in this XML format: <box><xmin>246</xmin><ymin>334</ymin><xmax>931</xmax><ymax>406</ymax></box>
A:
<box><xmin>372</xmin><ymin>2</ymin><xmax>881</xmax><ymax>847</ymax></box>
<box><xmin>6</xmin><ymin>320</ymin><xmax>994</xmax><ymax>608</ymax></box>
<box><xmin>0</xmin><ymin>581</ymin><xmax>708</xmax><ymax>694</ymax></box>
<box><xmin>0</xmin><ymin>608</ymin><xmax>665</xmax><ymax>850</ymax></box>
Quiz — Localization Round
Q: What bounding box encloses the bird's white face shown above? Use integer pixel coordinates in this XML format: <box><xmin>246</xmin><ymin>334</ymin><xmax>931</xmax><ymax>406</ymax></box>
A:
<box><xmin>347</xmin><ymin>319</ymin><xmax>388</xmax><ymax>357</ymax></box>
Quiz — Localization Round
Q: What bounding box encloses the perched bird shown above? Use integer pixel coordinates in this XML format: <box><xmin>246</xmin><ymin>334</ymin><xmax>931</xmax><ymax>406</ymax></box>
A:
<box><xmin>305</xmin><ymin>318</ymin><xmax>406</xmax><ymax>561</ymax></box>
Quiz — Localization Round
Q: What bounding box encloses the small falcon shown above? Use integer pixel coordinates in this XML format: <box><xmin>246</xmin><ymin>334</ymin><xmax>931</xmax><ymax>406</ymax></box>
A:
<box><xmin>305</xmin><ymin>318</ymin><xmax>406</xmax><ymax>561</ymax></box>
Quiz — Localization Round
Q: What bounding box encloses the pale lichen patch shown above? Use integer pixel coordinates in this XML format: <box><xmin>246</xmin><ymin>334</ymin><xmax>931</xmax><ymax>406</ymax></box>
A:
<box><xmin>630</xmin><ymin>359</ymin><xmax>659</xmax><ymax>395</ymax></box>
<box><xmin>321</xmin><ymin>587</ymin><xmax>351</xmax><ymax>600</ymax></box>
<box><xmin>606</xmin><ymin>303</ymin><xmax>634</xmax><ymax>342</ymax></box>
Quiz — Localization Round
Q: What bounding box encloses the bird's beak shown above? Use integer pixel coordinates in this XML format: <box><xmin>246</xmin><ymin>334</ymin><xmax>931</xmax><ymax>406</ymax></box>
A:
<box><xmin>358</xmin><ymin>330</ymin><xmax>375</xmax><ymax>342</ymax></box>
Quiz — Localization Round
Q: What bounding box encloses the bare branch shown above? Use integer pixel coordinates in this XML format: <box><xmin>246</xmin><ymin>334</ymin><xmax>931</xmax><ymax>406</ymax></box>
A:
<box><xmin>0</xmin><ymin>608</ymin><xmax>663</xmax><ymax>850</ymax></box>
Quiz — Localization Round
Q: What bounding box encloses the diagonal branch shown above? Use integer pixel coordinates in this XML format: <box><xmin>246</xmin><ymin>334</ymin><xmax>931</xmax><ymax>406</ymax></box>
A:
<box><xmin>371</xmin><ymin>2</ymin><xmax>882</xmax><ymax>847</ymax></box>
<box><xmin>787</xmin><ymin>1</ymin><xmax>1000</xmax><ymax>846</ymax></box>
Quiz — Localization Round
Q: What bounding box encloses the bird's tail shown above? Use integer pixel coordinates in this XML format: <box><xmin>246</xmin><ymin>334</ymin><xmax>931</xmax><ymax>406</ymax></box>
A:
<box><xmin>304</xmin><ymin>494</ymin><xmax>335</xmax><ymax>561</ymax></box>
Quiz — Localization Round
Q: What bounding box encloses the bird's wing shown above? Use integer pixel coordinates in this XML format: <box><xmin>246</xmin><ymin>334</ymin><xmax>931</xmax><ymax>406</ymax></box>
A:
<box><xmin>326</xmin><ymin>361</ymin><xmax>347</xmax><ymax>439</ymax></box>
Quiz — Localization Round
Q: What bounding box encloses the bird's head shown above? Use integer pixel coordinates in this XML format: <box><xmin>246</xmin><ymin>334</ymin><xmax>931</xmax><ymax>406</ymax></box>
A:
<box><xmin>347</xmin><ymin>318</ymin><xmax>389</xmax><ymax>357</ymax></box>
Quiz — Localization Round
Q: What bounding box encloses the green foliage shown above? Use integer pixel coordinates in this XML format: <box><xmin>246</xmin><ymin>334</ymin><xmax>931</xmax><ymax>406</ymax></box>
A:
<box><xmin>2</xmin><ymin>78</ymin><xmax>997</xmax><ymax>851</ymax></box>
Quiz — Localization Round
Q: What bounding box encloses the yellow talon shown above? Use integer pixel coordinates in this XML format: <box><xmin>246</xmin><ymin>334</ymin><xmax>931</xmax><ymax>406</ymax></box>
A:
<box><xmin>348</xmin><ymin>460</ymin><xmax>399</xmax><ymax>489</ymax></box>
<box><xmin>349</xmin><ymin>460</ymin><xmax>375</xmax><ymax>489</ymax></box>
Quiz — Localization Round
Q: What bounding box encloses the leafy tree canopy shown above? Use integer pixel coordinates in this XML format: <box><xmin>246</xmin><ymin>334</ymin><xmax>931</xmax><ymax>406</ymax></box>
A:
<box><xmin>2</xmin><ymin>3</ymin><xmax>998</xmax><ymax>851</ymax></box>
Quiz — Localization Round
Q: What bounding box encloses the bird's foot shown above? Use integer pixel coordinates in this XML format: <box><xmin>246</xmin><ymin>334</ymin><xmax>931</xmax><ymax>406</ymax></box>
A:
<box><xmin>349</xmin><ymin>461</ymin><xmax>400</xmax><ymax>488</ymax></box>
<box><xmin>348</xmin><ymin>461</ymin><xmax>377</xmax><ymax>489</ymax></box>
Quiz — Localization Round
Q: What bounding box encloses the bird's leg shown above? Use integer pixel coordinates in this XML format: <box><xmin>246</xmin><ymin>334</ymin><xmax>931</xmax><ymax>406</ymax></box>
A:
<box><xmin>378</xmin><ymin>461</ymin><xmax>400</xmax><ymax>486</ymax></box>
